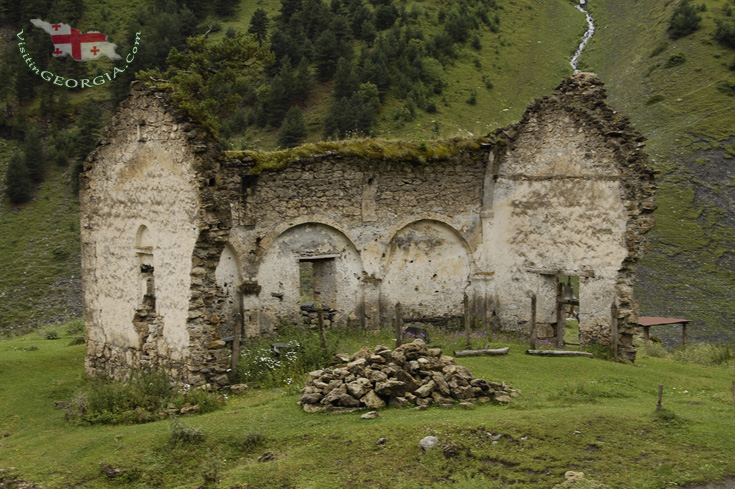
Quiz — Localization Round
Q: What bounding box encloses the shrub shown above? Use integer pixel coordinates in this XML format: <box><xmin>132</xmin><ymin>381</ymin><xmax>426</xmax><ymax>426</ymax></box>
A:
<box><xmin>232</xmin><ymin>322</ymin><xmax>334</xmax><ymax>388</ymax></box>
<box><xmin>716</xmin><ymin>79</ymin><xmax>735</xmax><ymax>96</ymax></box>
<box><xmin>646</xmin><ymin>94</ymin><xmax>665</xmax><ymax>105</ymax></box>
<box><xmin>43</xmin><ymin>329</ymin><xmax>59</xmax><ymax>340</ymax></box>
<box><xmin>5</xmin><ymin>151</ymin><xmax>33</xmax><ymax>205</ymax></box>
<box><xmin>650</xmin><ymin>41</ymin><xmax>669</xmax><ymax>57</ymax></box>
<box><xmin>664</xmin><ymin>52</ymin><xmax>686</xmax><ymax>68</ymax></box>
<box><xmin>671</xmin><ymin>342</ymin><xmax>734</xmax><ymax>365</ymax></box>
<box><xmin>66</xmin><ymin>369</ymin><xmax>223</xmax><ymax>425</ymax></box>
<box><xmin>668</xmin><ymin>0</ymin><xmax>702</xmax><ymax>39</ymax></box>
<box><xmin>170</xmin><ymin>417</ymin><xmax>206</xmax><ymax>445</ymax></box>
<box><xmin>228</xmin><ymin>431</ymin><xmax>266</xmax><ymax>453</ymax></box>
<box><xmin>466</xmin><ymin>88</ymin><xmax>477</xmax><ymax>105</ymax></box>
<box><xmin>715</xmin><ymin>21</ymin><xmax>735</xmax><ymax>48</ymax></box>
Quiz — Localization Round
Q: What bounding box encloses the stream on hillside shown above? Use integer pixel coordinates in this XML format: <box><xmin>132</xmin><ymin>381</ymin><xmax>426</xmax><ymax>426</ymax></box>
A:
<box><xmin>571</xmin><ymin>0</ymin><xmax>595</xmax><ymax>72</ymax></box>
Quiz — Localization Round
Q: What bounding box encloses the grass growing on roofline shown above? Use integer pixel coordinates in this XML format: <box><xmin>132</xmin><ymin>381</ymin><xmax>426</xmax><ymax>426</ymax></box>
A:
<box><xmin>1</xmin><ymin>319</ymin><xmax>735</xmax><ymax>488</ymax></box>
<box><xmin>226</xmin><ymin>136</ymin><xmax>496</xmax><ymax>174</ymax></box>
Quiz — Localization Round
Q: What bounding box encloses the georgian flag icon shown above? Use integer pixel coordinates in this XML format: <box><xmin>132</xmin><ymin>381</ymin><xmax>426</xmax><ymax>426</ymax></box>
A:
<box><xmin>30</xmin><ymin>19</ymin><xmax>122</xmax><ymax>61</ymax></box>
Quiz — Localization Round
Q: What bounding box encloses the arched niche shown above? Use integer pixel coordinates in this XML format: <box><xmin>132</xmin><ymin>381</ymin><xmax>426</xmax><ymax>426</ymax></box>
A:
<box><xmin>215</xmin><ymin>243</ymin><xmax>242</xmax><ymax>338</ymax></box>
<box><xmin>134</xmin><ymin>224</ymin><xmax>155</xmax><ymax>307</ymax></box>
<box><xmin>256</xmin><ymin>222</ymin><xmax>363</xmax><ymax>331</ymax></box>
<box><xmin>383</xmin><ymin>220</ymin><xmax>471</xmax><ymax>319</ymax></box>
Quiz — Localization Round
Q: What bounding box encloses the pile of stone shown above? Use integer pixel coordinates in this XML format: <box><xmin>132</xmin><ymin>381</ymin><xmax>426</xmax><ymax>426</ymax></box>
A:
<box><xmin>298</xmin><ymin>339</ymin><xmax>519</xmax><ymax>413</ymax></box>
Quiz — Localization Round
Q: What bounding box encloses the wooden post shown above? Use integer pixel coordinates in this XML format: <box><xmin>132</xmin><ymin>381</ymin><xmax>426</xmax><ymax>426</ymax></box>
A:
<box><xmin>529</xmin><ymin>294</ymin><xmax>537</xmax><ymax>350</ymax></box>
<box><xmin>316</xmin><ymin>306</ymin><xmax>328</xmax><ymax>354</ymax></box>
<box><xmin>657</xmin><ymin>384</ymin><xmax>663</xmax><ymax>410</ymax></box>
<box><xmin>611</xmin><ymin>302</ymin><xmax>619</xmax><ymax>362</ymax></box>
<box><xmin>643</xmin><ymin>325</ymin><xmax>650</xmax><ymax>343</ymax></box>
<box><xmin>231</xmin><ymin>291</ymin><xmax>246</xmax><ymax>375</ymax></box>
<box><xmin>231</xmin><ymin>313</ymin><xmax>242</xmax><ymax>374</ymax></box>
<box><xmin>555</xmin><ymin>283</ymin><xmax>564</xmax><ymax>347</ymax></box>
<box><xmin>464</xmin><ymin>294</ymin><xmax>471</xmax><ymax>350</ymax></box>
<box><xmin>682</xmin><ymin>322</ymin><xmax>688</xmax><ymax>349</ymax></box>
<box><xmin>394</xmin><ymin>302</ymin><xmax>403</xmax><ymax>348</ymax></box>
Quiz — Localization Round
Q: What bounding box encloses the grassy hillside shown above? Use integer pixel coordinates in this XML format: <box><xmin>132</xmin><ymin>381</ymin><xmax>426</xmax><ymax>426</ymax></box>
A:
<box><xmin>1</xmin><ymin>0</ymin><xmax>733</xmax><ymax>343</ymax></box>
<box><xmin>1</xmin><ymin>325</ymin><xmax>735</xmax><ymax>488</ymax></box>
<box><xmin>582</xmin><ymin>0</ymin><xmax>735</xmax><ymax>343</ymax></box>
<box><xmin>0</xmin><ymin>142</ymin><xmax>81</xmax><ymax>334</ymax></box>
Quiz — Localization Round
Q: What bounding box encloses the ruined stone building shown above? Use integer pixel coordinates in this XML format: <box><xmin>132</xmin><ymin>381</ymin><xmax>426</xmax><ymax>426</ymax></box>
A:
<box><xmin>80</xmin><ymin>73</ymin><xmax>656</xmax><ymax>387</ymax></box>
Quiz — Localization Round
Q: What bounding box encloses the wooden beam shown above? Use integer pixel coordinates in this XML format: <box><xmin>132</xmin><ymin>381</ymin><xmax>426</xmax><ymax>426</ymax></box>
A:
<box><xmin>526</xmin><ymin>349</ymin><xmax>593</xmax><ymax>358</ymax></box>
<box><xmin>611</xmin><ymin>302</ymin><xmax>619</xmax><ymax>362</ymax></box>
<box><xmin>453</xmin><ymin>347</ymin><xmax>510</xmax><ymax>357</ymax></box>
<box><xmin>394</xmin><ymin>302</ymin><xmax>403</xmax><ymax>348</ymax></box>
<box><xmin>529</xmin><ymin>294</ymin><xmax>537</xmax><ymax>350</ymax></box>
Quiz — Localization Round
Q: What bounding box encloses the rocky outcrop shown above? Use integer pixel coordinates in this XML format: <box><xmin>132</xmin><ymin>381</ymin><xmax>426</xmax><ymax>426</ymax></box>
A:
<box><xmin>298</xmin><ymin>339</ymin><xmax>519</xmax><ymax>412</ymax></box>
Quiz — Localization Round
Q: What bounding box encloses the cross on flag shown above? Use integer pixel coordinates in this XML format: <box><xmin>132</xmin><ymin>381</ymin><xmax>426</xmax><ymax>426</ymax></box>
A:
<box><xmin>30</xmin><ymin>19</ymin><xmax>121</xmax><ymax>61</ymax></box>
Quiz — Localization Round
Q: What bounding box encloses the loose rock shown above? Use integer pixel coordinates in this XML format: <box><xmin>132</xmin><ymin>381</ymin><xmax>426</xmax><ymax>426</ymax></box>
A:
<box><xmin>420</xmin><ymin>435</ymin><xmax>439</xmax><ymax>451</ymax></box>
<box><xmin>298</xmin><ymin>339</ymin><xmax>517</xmax><ymax>412</ymax></box>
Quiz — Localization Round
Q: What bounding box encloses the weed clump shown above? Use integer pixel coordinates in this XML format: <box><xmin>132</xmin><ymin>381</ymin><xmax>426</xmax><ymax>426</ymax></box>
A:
<box><xmin>169</xmin><ymin>417</ymin><xmax>206</xmax><ymax>445</ymax></box>
<box><xmin>65</xmin><ymin>369</ymin><xmax>223</xmax><ymax>425</ymax></box>
<box><xmin>232</xmin><ymin>322</ymin><xmax>334</xmax><ymax>388</ymax></box>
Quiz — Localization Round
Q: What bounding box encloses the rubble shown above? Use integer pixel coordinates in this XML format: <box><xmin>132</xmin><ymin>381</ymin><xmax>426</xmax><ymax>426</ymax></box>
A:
<box><xmin>298</xmin><ymin>339</ymin><xmax>519</xmax><ymax>412</ymax></box>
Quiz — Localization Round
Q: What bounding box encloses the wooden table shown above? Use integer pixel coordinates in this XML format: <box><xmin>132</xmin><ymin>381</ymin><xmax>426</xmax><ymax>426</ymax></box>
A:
<box><xmin>638</xmin><ymin>317</ymin><xmax>692</xmax><ymax>347</ymax></box>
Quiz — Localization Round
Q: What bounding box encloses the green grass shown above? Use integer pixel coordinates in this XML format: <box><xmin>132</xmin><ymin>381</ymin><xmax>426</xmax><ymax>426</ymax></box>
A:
<box><xmin>2</xmin><ymin>322</ymin><xmax>735</xmax><ymax>488</ymax></box>
<box><xmin>0</xmin><ymin>162</ymin><xmax>81</xmax><ymax>335</ymax></box>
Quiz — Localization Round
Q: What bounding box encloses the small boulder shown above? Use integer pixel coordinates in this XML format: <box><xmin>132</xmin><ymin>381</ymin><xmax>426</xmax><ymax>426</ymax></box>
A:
<box><xmin>420</xmin><ymin>435</ymin><xmax>439</xmax><ymax>451</ymax></box>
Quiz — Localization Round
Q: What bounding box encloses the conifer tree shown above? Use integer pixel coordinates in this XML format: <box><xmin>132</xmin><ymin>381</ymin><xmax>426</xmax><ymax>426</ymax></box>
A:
<box><xmin>248</xmin><ymin>8</ymin><xmax>269</xmax><ymax>45</ymax></box>
<box><xmin>5</xmin><ymin>151</ymin><xmax>32</xmax><ymax>205</ymax></box>
<box><xmin>74</xmin><ymin>98</ymin><xmax>102</xmax><ymax>161</ymax></box>
<box><xmin>333</xmin><ymin>57</ymin><xmax>358</xmax><ymax>100</ymax></box>
<box><xmin>23</xmin><ymin>127</ymin><xmax>45</xmax><ymax>184</ymax></box>
<box><xmin>314</xmin><ymin>30</ymin><xmax>341</xmax><ymax>80</ymax></box>
<box><xmin>294</xmin><ymin>57</ymin><xmax>313</xmax><ymax>102</ymax></box>
<box><xmin>277</xmin><ymin>107</ymin><xmax>307</xmax><ymax>148</ymax></box>
<box><xmin>215</xmin><ymin>0</ymin><xmax>238</xmax><ymax>17</ymax></box>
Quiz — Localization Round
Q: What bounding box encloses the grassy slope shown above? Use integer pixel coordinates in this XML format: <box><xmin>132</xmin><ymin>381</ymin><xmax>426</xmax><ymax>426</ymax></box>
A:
<box><xmin>582</xmin><ymin>0</ymin><xmax>735</xmax><ymax>343</ymax></box>
<box><xmin>1</xmin><ymin>327</ymin><xmax>735</xmax><ymax>488</ymax></box>
<box><xmin>0</xmin><ymin>157</ymin><xmax>81</xmax><ymax>334</ymax></box>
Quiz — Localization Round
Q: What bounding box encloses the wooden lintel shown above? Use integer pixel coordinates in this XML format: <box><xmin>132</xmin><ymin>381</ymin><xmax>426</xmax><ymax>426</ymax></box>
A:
<box><xmin>525</xmin><ymin>267</ymin><xmax>595</xmax><ymax>278</ymax></box>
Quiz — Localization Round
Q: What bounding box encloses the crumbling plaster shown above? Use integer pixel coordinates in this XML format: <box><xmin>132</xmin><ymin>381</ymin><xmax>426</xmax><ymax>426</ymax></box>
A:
<box><xmin>81</xmin><ymin>73</ymin><xmax>655</xmax><ymax>386</ymax></box>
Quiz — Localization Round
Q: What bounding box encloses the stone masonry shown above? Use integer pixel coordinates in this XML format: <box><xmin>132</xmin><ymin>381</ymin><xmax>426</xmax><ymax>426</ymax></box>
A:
<box><xmin>80</xmin><ymin>73</ymin><xmax>656</xmax><ymax>387</ymax></box>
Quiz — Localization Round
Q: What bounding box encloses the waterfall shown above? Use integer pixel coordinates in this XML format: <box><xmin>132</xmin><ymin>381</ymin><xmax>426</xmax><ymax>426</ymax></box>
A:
<box><xmin>570</xmin><ymin>0</ymin><xmax>595</xmax><ymax>73</ymax></box>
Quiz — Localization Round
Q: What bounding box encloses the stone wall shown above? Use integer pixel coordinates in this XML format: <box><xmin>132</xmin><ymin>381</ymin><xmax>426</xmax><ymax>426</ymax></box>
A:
<box><xmin>81</xmin><ymin>73</ymin><xmax>655</xmax><ymax>387</ymax></box>
<box><xmin>80</xmin><ymin>82</ymin><xmax>231</xmax><ymax>385</ymax></box>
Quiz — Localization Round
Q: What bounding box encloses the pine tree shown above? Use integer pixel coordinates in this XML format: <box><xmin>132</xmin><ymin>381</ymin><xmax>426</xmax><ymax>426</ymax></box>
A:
<box><xmin>215</xmin><ymin>0</ymin><xmax>238</xmax><ymax>17</ymax></box>
<box><xmin>333</xmin><ymin>57</ymin><xmax>358</xmax><ymax>100</ymax></box>
<box><xmin>314</xmin><ymin>30</ymin><xmax>341</xmax><ymax>81</ymax></box>
<box><xmin>266</xmin><ymin>75</ymin><xmax>290</xmax><ymax>126</ymax></box>
<box><xmin>248</xmin><ymin>8</ymin><xmax>269</xmax><ymax>45</ymax></box>
<box><xmin>359</xmin><ymin>19</ymin><xmax>377</xmax><ymax>43</ymax></box>
<box><xmin>5</xmin><ymin>151</ymin><xmax>33</xmax><ymax>204</ymax></box>
<box><xmin>302</xmin><ymin>0</ymin><xmax>332</xmax><ymax>41</ymax></box>
<box><xmin>279</xmin><ymin>0</ymin><xmax>303</xmax><ymax>25</ymax></box>
<box><xmin>23</xmin><ymin>126</ymin><xmax>45</xmax><ymax>184</ymax></box>
<box><xmin>277</xmin><ymin>107</ymin><xmax>307</xmax><ymax>148</ymax></box>
<box><xmin>74</xmin><ymin>98</ymin><xmax>102</xmax><ymax>161</ymax></box>
<box><xmin>294</xmin><ymin>57</ymin><xmax>313</xmax><ymax>102</ymax></box>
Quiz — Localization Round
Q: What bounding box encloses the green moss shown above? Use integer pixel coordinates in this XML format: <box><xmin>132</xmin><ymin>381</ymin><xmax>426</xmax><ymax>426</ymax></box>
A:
<box><xmin>229</xmin><ymin>136</ymin><xmax>491</xmax><ymax>174</ymax></box>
